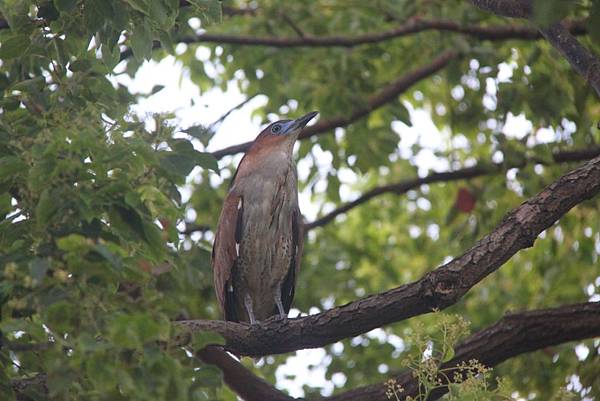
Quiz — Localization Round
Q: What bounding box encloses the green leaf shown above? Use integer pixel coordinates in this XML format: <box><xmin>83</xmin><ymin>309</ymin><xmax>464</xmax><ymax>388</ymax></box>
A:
<box><xmin>588</xmin><ymin>0</ymin><xmax>600</xmax><ymax>44</ymax></box>
<box><xmin>196</xmin><ymin>152</ymin><xmax>219</xmax><ymax>173</ymax></box>
<box><xmin>532</xmin><ymin>0</ymin><xmax>574</xmax><ymax>26</ymax></box>
<box><xmin>395</xmin><ymin>102</ymin><xmax>412</xmax><ymax>126</ymax></box>
<box><xmin>68</xmin><ymin>59</ymin><xmax>92</xmax><ymax>72</ymax></box>
<box><xmin>92</xmin><ymin>244</ymin><xmax>123</xmax><ymax>270</ymax></box>
<box><xmin>182</xmin><ymin>125</ymin><xmax>209</xmax><ymax>139</ymax></box>
<box><xmin>150</xmin><ymin>84</ymin><xmax>165</xmax><ymax>94</ymax></box>
<box><xmin>45</xmin><ymin>300</ymin><xmax>77</xmax><ymax>333</ymax></box>
<box><xmin>126</xmin><ymin>0</ymin><xmax>149</xmax><ymax>15</ymax></box>
<box><xmin>84</xmin><ymin>0</ymin><xmax>112</xmax><ymax>33</ymax></box>
<box><xmin>54</xmin><ymin>0</ymin><xmax>77</xmax><ymax>12</ymax></box>
<box><xmin>56</xmin><ymin>233</ymin><xmax>90</xmax><ymax>252</ymax></box>
<box><xmin>101</xmin><ymin>44</ymin><xmax>121</xmax><ymax>70</ymax></box>
<box><xmin>0</xmin><ymin>34</ymin><xmax>30</xmax><ymax>59</ymax></box>
<box><xmin>36</xmin><ymin>189</ymin><xmax>59</xmax><ymax>226</ymax></box>
<box><xmin>189</xmin><ymin>0</ymin><xmax>222</xmax><ymax>24</ymax></box>
<box><xmin>130</xmin><ymin>18</ymin><xmax>154</xmax><ymax>61</ymax></box>
<box><xmin>0</xmin><ymin>156</ymin><xmax>26</xmax><ymax>182</ymax></box>
<box><xmin>29</xmin><ymin>258</ymin><xmax>50</xmax><ymax>284</ymax></box>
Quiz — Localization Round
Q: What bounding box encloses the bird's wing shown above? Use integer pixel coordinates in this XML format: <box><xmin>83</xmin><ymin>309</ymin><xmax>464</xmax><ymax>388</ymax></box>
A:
<box><xmin>212</xmin><ymin>192</ymin><xmax>243</xmax><ymax>320</ymax></box>
<box><xmin>281</xmin><ymin>207</ymin><xmax>304</xmax><ymax>313</ymax></box>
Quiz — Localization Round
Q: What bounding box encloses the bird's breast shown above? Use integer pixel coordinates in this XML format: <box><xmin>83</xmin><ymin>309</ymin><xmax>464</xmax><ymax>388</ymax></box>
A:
<box><xmin>233</xmin><ymin>167</ymin><xmax>298</xmax><ymax>312</ymax></box>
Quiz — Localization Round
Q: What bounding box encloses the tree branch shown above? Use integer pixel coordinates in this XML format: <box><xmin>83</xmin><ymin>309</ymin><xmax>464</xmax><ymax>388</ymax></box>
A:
<box><xmin>324</xmin><ymin>301</ymin><xmax>600</xmax><ymax>401</ymax></box>
<box><xmin>12</xmin><ymin>302</ymin><xmax>600</xmax><ymax>401</ymax></box>
<box><xmin>208</xmin><ymin>93</ymin><xmax>259</xmax><ymax>129</ymax></box>
<box><xmin>197</xmin><ymin>346</ymin><xmax>295</xmax><ymax>401</ymax></box>
<box><xmin>305</xmin><ymin>145</ymin><xmax>600</xmax><ymax>230</ymax></box>
<box><xmin>175</xmin><ymin>155</ymin><xmax>600</xmax><ymax>357</ymax></box>
<box><xmin>539</xmin><ymin>22</ymin><xmax>600</xmax><ymax>98</ymax></box>
<box><xmin>211</xmin><ymin>49</ymin><xmax>459</xmax><ymax>159</ymax></box>
<box><xmin>168</xmin><ymin>18</ymin><xmax>585</xmax><ymax>49</ymax></box>
<box><xmin>191</xmin><ymin>302</ymin><xmax>600</xmax><ymax>401</ymax></box>
<box><xmin>471</xmin><ymin>0</ymin><xmax>600</xmax><ymax>97</ymax></box>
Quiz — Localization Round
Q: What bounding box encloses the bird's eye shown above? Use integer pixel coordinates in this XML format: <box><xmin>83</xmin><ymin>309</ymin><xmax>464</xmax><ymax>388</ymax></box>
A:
<box><xmin>271</xmin><ymin>124</ymin><xmax>282</xmax><ymax>134</ymax></box>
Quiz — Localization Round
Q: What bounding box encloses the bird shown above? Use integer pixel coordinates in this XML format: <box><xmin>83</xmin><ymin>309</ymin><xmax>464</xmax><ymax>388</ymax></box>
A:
<box><xmin>212</xmin><ymin>111</ymin><xmax>318</xmax><ymax>324</ymax></box>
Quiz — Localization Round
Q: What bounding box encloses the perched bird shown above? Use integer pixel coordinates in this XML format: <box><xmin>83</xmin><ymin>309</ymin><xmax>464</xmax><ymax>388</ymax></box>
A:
<box><xmin>212</xmin><ymin>111</ymin><xmax>318</xmax><ymax>324</ymax></box>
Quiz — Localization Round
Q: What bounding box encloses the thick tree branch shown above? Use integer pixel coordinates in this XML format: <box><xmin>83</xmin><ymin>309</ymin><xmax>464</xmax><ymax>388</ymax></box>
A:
<box><xmin>211</xmin><ymin>50</ymin><xmax>458</xmax><ymax>159</ymax></box>
<box><xmin>305</xmin><ymin>145</ymin><xmax>600</xmax><ymax>230</ymax></box>
<box><xmin>197</xmin><ymin>346</ymin><xmax>294</xmax><ymax>401</ymax></box>
<box><xmin>176</xmin><ymin>155</ymin><xmax>600</xmax><ymax>357</ymax></box>
<box><xmin>324</xmin><ymin>301</ymin><xmax>600</xmax><ymax>401</ymax></box>
<box><xmin>471</xmin><ymin>0</ymin><xmax>600</xmax><ymax>97</ymax></box>
<box><xmin>191</xmin><ymin>302</ymin><xmax>600</xmax><ymax>401</ymax></box>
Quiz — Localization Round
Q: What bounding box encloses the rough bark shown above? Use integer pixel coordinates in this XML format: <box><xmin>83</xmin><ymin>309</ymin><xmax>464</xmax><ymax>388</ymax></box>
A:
<box><xmin>191</xmin><ymin>302</ymin><xmax>600</xmax><ymax>401</ymax></box>
<box><xmin>176</xmin><ymin>155</ymin><xmax>600</xmax><ymax>357</ymax></box>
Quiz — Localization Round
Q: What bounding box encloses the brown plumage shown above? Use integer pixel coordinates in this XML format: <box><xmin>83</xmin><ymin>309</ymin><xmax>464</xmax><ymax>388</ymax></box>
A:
<box><xmin>212</xmin><ymin>111</ymin><xmax>318</xmax><ymax>324</ymax></box>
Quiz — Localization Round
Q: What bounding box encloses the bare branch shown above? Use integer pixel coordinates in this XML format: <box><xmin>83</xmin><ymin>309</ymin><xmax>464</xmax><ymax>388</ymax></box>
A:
<box><xmin>208</xmin><ymin>93</ymin><xmax>259</xmax><ymax>129</ymax></box>
<box><xmin>471</xmin><ymin>1</ymin><xmax>600</xmax><ymax>97</ymax></box>
<box><xmin>155</xmin><ymin>18</ymin><xmax>586</xmax><ymax>49</ymax></box>
<box><xmin>211</xmin><ymin>50</ymin><xmax>459</xmax><ymax>159</ymax></box>
<box><xmin>305</xmin><ymin>145</ymin><xmax>600</xmax><ymax>230</ymax></box>
<box><xmin>175</xmin><ymin>155</ymin><xmax>600</xmax><ymax>357</ymax></box>
<box><xmin>539</xmin><ymin>22</ymin><xmax>600</xmax><ymax>98</ymax></box>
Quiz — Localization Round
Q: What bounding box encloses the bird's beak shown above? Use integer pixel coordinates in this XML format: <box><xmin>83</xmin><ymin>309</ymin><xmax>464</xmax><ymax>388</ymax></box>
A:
<box><xmin>283</xmin><ymin>111</ymin><xmax>319</xmax><ymax>135</ymax></box>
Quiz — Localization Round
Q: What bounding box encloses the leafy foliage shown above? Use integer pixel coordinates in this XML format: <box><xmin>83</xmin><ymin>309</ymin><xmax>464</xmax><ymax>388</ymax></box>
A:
<box><xmin>1</xmin><ymin>0</ymin><xmax>599</xmax><ymax>400</ymax></box>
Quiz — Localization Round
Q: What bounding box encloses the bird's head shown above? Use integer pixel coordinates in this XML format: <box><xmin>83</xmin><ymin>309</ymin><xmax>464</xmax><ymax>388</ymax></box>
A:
<box><xmin>251</xmin><ymin>111</ymin><xmax>319</xmax><ymax>152</ymax></box>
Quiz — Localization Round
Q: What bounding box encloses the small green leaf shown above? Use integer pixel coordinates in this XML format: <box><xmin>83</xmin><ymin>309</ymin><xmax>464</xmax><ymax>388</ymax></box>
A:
<box><xmin>189</xmin><ymin>0</ymin><xmax>222</xmax><ymax>24</ymax></box>
<box><xmin>54</xmin><ymin>0</ymin><xmax>78</xmax><ymax>12</ymax></box>
<box><xmin>0</xmin><ymin>35</ymin><xmax>30</xmax><ymax>59</ymax></box>
<box><xmin>196</xmin><ymin>152</ymin><xmax>219</xmax><ymax>173</ymax></box>
<box><xmin>84</xmin><ymin>0</ymin><xmax>112</xmax><ymax>33</ymax></box>
<box><xmin>101</xmin><ymin>44</ymin><xmax>121</xmax><ymax>70</ymax></box>
<box><xmin>93</xmin><ymin>244</ymin><xmax>122</xmax><ymax>270</ymax></box>
<box><xmin>0</xmin><ymin>156</ymin><xmax>26</xmax><ymax>182</ymax></box>
<box><xmin>29</xmin><ymin>258</ymin><xmax>50</xmax><ymax>284</ymax></box>
<box><xmin>36</xmin><ymin>189</ymin><xmax>59</xmax><ymax>226</ymax></box>
<box><xmin>126</xmin><ymin>0</ymin><xmax>149</xmax><ymax>15</ymax></box>
<box><xmin>150</xmin><ymin>84</ymin><xmax>165</xmax><ymax>94</ymax></box>
<box><xmin>130</xmin><ymin>18</ymin><xmax>154</xmax><ymax>61</ymax></box>
<box><xmin>532</xmin><ymin>0</ymin><xmax>574</xmax><ymax>26</ymax></box>
<box><xmin>588</xmin><ymin>0</ymin><xmax>600</xmax><ymax>44</ymax></box>
<box><xmin>395</xmin><ymin>102</ymin><xmax>412</xmax><ymax>126</ymax></box>
<box><xmin>69</xmin><ymin>59</ymin><xmax>92</xmax><ymax>72</ymax></box>
<box><xmin>57</xmin><ymin>234</ymin><xmax>90</xmax><ymax>252</ymax></box>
